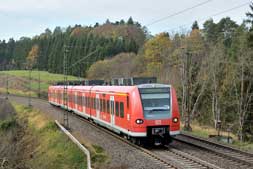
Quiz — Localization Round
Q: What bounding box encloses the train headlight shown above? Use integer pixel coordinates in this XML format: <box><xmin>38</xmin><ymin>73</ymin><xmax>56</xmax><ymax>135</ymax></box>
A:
<box><xmin>173</xmin><ymin>117</ymin><xmax>178</xmax><ymax>123</ymax></box>
<box><xmin>136</xmin><ymin>119</ymin><xmax>144</xmax><ymax>124</ymax></box>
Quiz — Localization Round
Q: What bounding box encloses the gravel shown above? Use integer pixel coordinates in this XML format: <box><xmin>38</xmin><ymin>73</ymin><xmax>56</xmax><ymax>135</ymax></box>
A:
<box><xmin>4</xmin><ymin>95</ymin><xmax>168</xmax><ymax>169</ymax></box>
<box><xmin>170</xmin><ymin>140</ymin><xmax>253</xmax><ymax>169</ymax></box>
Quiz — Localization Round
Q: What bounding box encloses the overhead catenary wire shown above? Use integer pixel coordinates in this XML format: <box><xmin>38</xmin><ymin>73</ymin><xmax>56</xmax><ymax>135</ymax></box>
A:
<box><xmin>146</xmin><ymin>0</ymin><xmax>213</xmax><ymax>27</ymax></box>
<box><xmin>167</xmin><ymin>1</ymin><xmax>251</xmax><ymax>33</ymax></box>
<box><xmin>69</xmin><ymin>49</ymin><xmax>98</xmax><ymax>69</ymax></box>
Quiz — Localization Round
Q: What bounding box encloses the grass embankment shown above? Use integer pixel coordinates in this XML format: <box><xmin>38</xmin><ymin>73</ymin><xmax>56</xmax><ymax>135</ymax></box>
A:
<box><xmin>182</xmin><ymin>122</ymin><xmax>253</xmax><ymax>152</ymax></box>
<box><xmin>14</xmin><ymin>104</ymin><xmax>87</xmax><ymax>168</ymax></box>
<box><xmin>12</xmin><ymin>104</ymin><xmax>108</xmax><ymax>169</ymax></box>
<box><xmin>0</xmin><ymin>70</ymin><xmax>80</xmax><ymax>98</ymax></box>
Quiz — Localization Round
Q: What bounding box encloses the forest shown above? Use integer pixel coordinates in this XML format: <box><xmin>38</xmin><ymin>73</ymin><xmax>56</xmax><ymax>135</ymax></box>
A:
<box><xmin>0</xmin><ymin>4</ymin><xmax>253</xmax><ymax>142</ymax></box>
<box><xmin>0</xmin><ymin>17</ymin><xmax>146</xmax><ymax>76</ymax></box>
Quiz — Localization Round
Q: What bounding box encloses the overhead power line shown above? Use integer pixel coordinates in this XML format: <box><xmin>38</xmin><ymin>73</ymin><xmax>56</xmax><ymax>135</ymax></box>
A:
<box><xmin>167</xmin><ymin>1</ymin><xmax>250</xmax><ymax>33</ymax></box>
<box><xmin>69</xmin><ymin>49</ymin><xmax>98</xmax><ymax>69</ymax></box>
<box><xmin>146</xmin><ymin>0</ymin><xmax>213</xmax><ymax>27</ymax></box>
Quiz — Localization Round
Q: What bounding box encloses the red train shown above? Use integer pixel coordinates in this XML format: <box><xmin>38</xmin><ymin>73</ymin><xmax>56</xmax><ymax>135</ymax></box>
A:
<box><xmin>48</xmin><ymin>83</ymin><xmax>180</xmax><ymax>145</ymax></box>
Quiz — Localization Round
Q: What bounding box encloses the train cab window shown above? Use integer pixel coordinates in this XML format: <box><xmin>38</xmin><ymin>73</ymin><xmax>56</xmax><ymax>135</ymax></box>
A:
<box><xmin>115</xmin><ymin>102</ymin><xmax>119</xmax><ymax>117</ymax></box>
<box><xmin>107</xmin><ymin>100</ymin><xmax>110</xmax><ymax>113</ymax></box>
<box><xmin>120</xmin><ymin>102</ymin><xmax>124</xmax><ymax>118</ymax></box>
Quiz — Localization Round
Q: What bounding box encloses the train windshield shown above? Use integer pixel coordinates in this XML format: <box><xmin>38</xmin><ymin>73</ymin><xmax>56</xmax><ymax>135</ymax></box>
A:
<box><xmin>139</xmin><ymin>88</ymin><xmax>171</xmax><ymax>119</ymax></box>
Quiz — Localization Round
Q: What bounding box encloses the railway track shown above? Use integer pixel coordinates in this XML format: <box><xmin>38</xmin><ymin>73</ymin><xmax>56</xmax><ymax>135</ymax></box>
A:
<box><xmin>3</xmin><ymin>95</ymin><xmax>253</xmax><ymax>169</ymax></box>
<box><xmin>151</xmin><ymin>146</ymin><xmax>222</xmax><ymax>169</ymax></box>
<box><xmin>174</xmin><ymin>133</ymin><xmax>253</xmax><ymax>169</ymax></box>
<box><xmin>67</xmin><ymin>110</ymin><xmax>177</xmax><ymax>169</ymax></box>
<box><xmin>62</xmin><ymin>108</ymin><xmax>223</xmax><ymax>169</ymax></box>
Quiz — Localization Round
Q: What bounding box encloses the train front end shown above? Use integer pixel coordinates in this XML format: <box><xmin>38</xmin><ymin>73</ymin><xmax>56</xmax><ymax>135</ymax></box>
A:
<box><xmin>132</xmin><ymin>84</ymin><xmax>180</xmax><ymax>146</ymax></box>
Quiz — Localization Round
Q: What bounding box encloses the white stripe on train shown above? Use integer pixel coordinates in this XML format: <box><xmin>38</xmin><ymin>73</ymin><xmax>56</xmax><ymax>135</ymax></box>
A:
<box><xmin>49</xmin><ymin>101</ymin><xmax>180</xmax><ymax>137</ymax></box>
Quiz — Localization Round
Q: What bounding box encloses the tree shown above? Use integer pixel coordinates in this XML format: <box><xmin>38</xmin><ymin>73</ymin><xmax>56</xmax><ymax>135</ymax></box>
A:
<box><xmin>246</xmin><ymin>2</ymin><xmax>253</xmax><ymax>47</ymax></box>
<box><xmin>26</xmin><ymin>44</ymin><xmax>39</xmax><ymax>69</ymax></box>
<box><xmin>94</xmin><ymin>22</ymin><xmax>99</xmax><ymax>27</ymax></box>
<box><xmin>191</xmin><ymin>21</ymin><xmax>199</xmax><ymax>30</ymax></box>
<box><xmin>120</xmin><ymin>19</ymin><xmax>125</xmax><ymax>25</ymax></box>
<box><xmin>45</xmin><ymin>28</ymin><xmax>52</xmax><ymax>36</ymax></box>
<box><xmin>246</xmin><ymin>2</ymin><xmax>253</xmax><ymax>25</ymax></box>
<box><xmin>143</xmin><ymin>32</ymin><xmax>172</xmax><ymax>78</ymax></box>
<box><xmin>105</xmin><ymin>19</ymin><xmax>110</xmax><ymax>24</ymax></box>
<box><xmin>53</xmin><ymin>26</ymin><xmax>62</xmax><ymax>35</ymax></box>
<box><xmin>203</xmin><ymin>19</ymin><xmax>218</xmax><ymax>43</ymax></box>
<box><xmin>127</xmin><ymin>17</ymin><xmax>134</xmax><ymax>25</ymax></box>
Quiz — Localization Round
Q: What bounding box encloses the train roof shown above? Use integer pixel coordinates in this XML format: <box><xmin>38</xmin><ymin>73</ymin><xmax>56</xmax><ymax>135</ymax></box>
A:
<box><xmin>49</xmin><ymin>83</ymin><xmax>171</xmax><ymax>94</ymax></box>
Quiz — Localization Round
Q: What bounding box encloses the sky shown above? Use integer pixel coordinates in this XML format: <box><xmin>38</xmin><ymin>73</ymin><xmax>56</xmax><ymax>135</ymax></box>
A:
<box><xmin>0</xmin><ymin>0</ymin><xmax>252</xmax><ymax>40</ymax></box>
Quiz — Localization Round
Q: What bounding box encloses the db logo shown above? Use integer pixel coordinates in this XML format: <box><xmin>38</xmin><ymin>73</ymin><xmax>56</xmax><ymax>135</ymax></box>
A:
<box><xmin>155</xmin><ymin>120</ymin><xmax>161</xmax><ymax>125</ymax></box>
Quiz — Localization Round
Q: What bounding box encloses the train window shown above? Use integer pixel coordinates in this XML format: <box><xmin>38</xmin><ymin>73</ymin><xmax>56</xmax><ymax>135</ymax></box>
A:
<box><xmin>82</xmin><ymin>96</ymin><xmax>85</xmax><ymax>106</ymax></box>
<box><xmin>92</xmin><ymin>97</ymin><xmax>94</xmax><ymax>108</ymax></box>
<box><xmin>87</xmin><ymin>97</ymin><xmax>90</xmax><ymax>108</ymax></box>
<box><xmin>99</xmin><ymin>99</ymin><xmax>103</xmax><ymax>111</ymax></box>
<box><xmin>107</xmin><ymin>100</ymin><xmax>110</xmax><ymax>113</ymax></box>
<box><xmin>80</xmin><ymin>96</ymin><xmax>82</xmax><ymax>106</ymax></box>
<box><xmin>100</xmin><ymin>99</ymin><xmax>102</xmax><ymax>111</ymax></box>
<box><xmin>115</xmin><ymin>102</ymin><xmax>119</xmax><ymax>117</ymax></box>
<box><xmin>93</xmin><ymin>98</ymin><xmax>96</xmax><ymax>109</ymax></box>
<box><xmin>120</xmin><ymin>102</ymin><xmax>124</xmax><ymax>118</ymax></box>
<box><xmin>103</xmin><ymin>100</ymin><xmax>106</xmax><ymax>112</ymax></box>
<box><xmin>88</xmin><ymin>97</ymin><xmax>92</xmax><ymax>108</ymax></box>
<box><xmin>96</xmin><ymin>98</ymin><xmax>99</xmax><ymax>110</ymax></box>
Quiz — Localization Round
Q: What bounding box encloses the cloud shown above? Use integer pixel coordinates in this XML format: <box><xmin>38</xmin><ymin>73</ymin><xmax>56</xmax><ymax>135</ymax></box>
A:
<box><xmin>0</xmin><ymin>0</ymin><xmax>251</xmax><ymax>40</ymax></box>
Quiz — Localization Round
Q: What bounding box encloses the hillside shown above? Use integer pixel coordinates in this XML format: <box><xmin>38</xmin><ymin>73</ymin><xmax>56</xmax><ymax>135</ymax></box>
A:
<box><xmin>0</xmin><ymin>70</ymin><xmax>79</xmax><ymax>98</ymax></box>
<box><xmin>0</xmin><ymin>18</ymin><xmax>147</xmax><ymax>77</ymax></box>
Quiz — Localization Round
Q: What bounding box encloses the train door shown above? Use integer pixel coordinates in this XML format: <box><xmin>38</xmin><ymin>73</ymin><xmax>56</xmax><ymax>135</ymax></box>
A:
<box><xmin>110</xmin><ymin>96</ymin><xmax>115</xmax><ymax>126</ymax></box>
<box><xmin>96</xmin><ymin>94</ymin><xmax>100</xmax><ymax>119</ymax></box>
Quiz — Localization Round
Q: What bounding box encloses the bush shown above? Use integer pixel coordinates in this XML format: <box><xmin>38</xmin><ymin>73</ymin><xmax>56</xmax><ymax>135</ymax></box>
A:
<box><xmin>0</xmin><ymin>118</ymin><xmax>17</xmax><ymax>131</ymax></box>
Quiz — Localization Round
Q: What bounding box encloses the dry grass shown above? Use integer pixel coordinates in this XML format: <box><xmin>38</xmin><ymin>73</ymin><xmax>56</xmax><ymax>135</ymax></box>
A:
<box><xmin>14</xmin><ymin>104</ymin><xmax>87</xmax><ymax>169</ymax></box>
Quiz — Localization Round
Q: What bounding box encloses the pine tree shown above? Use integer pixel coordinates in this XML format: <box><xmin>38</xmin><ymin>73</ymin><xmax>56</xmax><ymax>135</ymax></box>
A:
<box><xmin>246</xmin><ymin>2</ymin><xmax>253</xmax><ymax>47</ymax></box>
<box><xmin>127</xmin><ymin>17</ymin><xmax>134</xmax><ymax>25</ymax></box>
<box><xmin>191</xmin><ymin>21</ymin><xmax>199</xmax><ymax>30</ymax></box>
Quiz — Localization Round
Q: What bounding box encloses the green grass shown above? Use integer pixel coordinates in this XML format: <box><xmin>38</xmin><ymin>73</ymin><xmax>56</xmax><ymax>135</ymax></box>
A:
<box><xmin>0</xmin><ymin>70</ymin><xmax>82</xmax><ymax>98</ymax></box>
<box><xmin>14</xmin><ymin>104</ymin><xmax>87</xmax><ymax>169</ymax></box>
<box><xmin>182</xmin><ymin>122</ymin><xmax>253</xmax><ymax>152</ymax></box>
<box><xmin>1</xmin><ymin>70</ymin><xmax>80</xmax><ymax>83</ymax></box>
<box><xmin>13</xmin><ymin>104</ymin><xmax>109</xmax><ymax>168</ymax></box>
<box><xmin>27</xmin><ymin>81</ymin><xmax>50</xmax><ymax>92</ymax></box>
<box><xmin>0</xmin><ymin>87</ymin><xmax>37</xmax><ymax>97</ymax></box>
